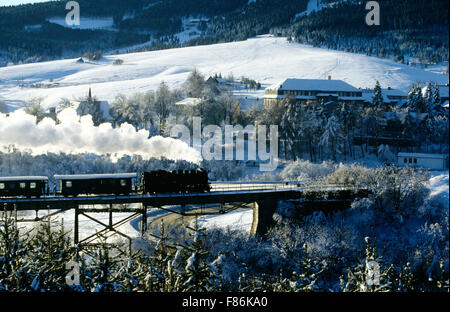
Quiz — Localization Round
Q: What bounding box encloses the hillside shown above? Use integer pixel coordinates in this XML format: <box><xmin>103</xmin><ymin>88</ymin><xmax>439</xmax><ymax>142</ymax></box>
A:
<box><xmin>0</xmin><ymin>35</ymin><xmax>448</xmax><ymax>111</ymax></box>
<box><xmin>0</xmin><ymin>0</ymin><xmax>447</xmax><ymax>67</ymax></box>
<box><xmin>277</xmin><ymin>0</ymin><xmax>449</xmax><ymax>66</ymax></box>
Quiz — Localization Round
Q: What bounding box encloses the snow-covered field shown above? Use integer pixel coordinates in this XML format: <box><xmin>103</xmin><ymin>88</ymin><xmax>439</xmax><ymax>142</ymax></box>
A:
<box><xmin>1</xmin><ymin>35</ymin><xmax>447</xmax><ymax>111</ymax></box>
<box><xmin>427</xmin><ymin>171</ymin><xmax>449</xmax><ymax>208</ymax></box>
<box><xmin>197</xmin><ymin>209</ymin><xmax>253</xmax><ymax>233</ymax></box>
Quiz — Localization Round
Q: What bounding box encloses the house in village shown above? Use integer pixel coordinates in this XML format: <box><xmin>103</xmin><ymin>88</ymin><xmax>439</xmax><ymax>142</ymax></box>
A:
<box><xmin>57</xmin><ymin>88</ymin><xmax>112</xmax><ymax>125</ymax></box>
<box><xmin>174</xmin><ymin>97</ymin><xmax>202</xmax><ymax>122</ymax></box>
<box><xmin>263</xmin><ymin>77</ymin><xmax>365</xmax><ymax>108</ymax></box>
<box><xmin>397</xmin><ymin>152</ymin><xmax>449</xmax><ymax>170</ymax></box>
<box><xmin>361</xmin><ymin>87</ymin><xmax>407</xmax><ymax>107</ymax></box>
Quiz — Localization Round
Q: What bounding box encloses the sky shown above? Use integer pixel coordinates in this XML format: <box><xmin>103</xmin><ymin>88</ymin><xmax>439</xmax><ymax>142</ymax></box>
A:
<box><xmin>0</xmin><ymin>0</ymin><xmax>51</xmax><ymax>6</ymax></box>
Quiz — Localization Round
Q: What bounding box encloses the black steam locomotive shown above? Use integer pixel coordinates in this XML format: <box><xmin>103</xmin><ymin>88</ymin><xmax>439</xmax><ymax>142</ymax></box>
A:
<box><xmin>140</xmin><ymin>169</ymin><xmax>210</xmax><ymax>194</ymax></box>
<box><xmin>0</xmin><ymin>169</ymin><xmax>210</xmax><ymax>198</ymax></box>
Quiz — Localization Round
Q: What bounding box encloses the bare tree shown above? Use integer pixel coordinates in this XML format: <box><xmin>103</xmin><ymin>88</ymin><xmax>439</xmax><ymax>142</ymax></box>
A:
<box><xmin>154</xmin><ymin>81</ymin><xmax>175</xmax><ymax>133</ymax></box>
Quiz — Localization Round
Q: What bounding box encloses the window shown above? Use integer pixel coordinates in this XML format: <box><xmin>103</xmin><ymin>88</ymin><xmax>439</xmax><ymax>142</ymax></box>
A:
<box><xmin>30</xmin><ymin>182</ymin><xmax>36</xmax><ymax>189</ymax></box>
<box><xmin>20</xmin><ymin>182</ymin><xmax>26</xmax><ymax>189</ymax></box>
<box><xmin>404</xmin><ymin>158</ymin><xmax>407</xmax><ymax>163</ymax></box>
<box><xmin>409</xmin><ymin>158</ymin><xmax>412</xmax><ymax>164</ymax></box>
<box><xmin>120</xmin><ymin>179</ymin><xmax>127</xmax><ymax>187</ymax></box>
<box><xmin>0</xmin><ymin>183</ymin><xmax>4</xmax><ymax>190</ymax></box>
<box><xmin>414</xmin><ymin>158</ymin><xmax>417</xmax><ymax>164</ymax></box>
<box><xmin>66</xmin><ymin>181</ymin><xmax>72</xmax><ymax>188</ymax></box>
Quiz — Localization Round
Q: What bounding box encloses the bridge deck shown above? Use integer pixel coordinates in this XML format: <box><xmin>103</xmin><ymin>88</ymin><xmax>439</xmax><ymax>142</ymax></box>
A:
<box><xmin>0</xmin><ymin>182</ymin><xmax>369</xmax><ymax>211</ymax></box>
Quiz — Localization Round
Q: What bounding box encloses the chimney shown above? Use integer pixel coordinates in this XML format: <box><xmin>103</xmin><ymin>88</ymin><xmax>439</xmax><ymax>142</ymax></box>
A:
<box><xmin>328</xmin><ymin>75</ymin><xmax>331</xmax><ymax>80</ymax></box>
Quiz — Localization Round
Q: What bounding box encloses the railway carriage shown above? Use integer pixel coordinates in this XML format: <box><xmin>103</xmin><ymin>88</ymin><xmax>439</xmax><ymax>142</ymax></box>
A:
<box><xmin>55</xmin><ymin>173</ymin><xmax>136</xmax><ymax>197</ymax></box>
<box><xmin>0</xmin><ymin>176</ymin><xmax>48</xmax><ymax>198</ymax></box>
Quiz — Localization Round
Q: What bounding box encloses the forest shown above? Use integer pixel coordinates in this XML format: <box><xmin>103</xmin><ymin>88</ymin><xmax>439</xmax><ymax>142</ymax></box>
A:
<box><xmin>275</xmin><ymin>0</ymin><xmax>449</xmax><ymax>66</ymax></box>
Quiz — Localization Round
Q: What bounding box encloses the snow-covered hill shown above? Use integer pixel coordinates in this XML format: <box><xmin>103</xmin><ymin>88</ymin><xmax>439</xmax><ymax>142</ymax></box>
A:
<box><xmin>0</xmin><ymin>35</ymin><xmax>448</xmax><ymax>111</ymax></box>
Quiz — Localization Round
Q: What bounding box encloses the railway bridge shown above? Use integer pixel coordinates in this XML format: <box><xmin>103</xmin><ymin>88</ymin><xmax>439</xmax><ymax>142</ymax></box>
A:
<box><xmin>0</xmin><ymin>182</ymin><xmax>370</xmax><ymax>250</ymax></box>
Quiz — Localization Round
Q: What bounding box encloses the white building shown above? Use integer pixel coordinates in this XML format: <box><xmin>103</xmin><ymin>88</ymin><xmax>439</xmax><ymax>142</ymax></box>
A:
<box><xmin>175</xmin><ymin>98</ymin><xmax>202</xmax><ymax>107</ymax></box>
<box><xmin>397</xmin><ymin>152</ymin><xmax>449</xmax><ymax>170</ymax></box>
<box><xmin>263</xmin><ymin>78</ymin><xmax>364</xmax><ymax>107</ymax></box>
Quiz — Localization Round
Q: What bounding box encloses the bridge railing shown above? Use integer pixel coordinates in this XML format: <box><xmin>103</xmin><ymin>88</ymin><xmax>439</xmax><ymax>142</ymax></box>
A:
<box><xmin>210</xmin><ymin>181</ymin><xmax>301</xmax><ymax>193</ymax></box>
<box><xmin>210</xmin><ymin>181</ymin><xmax>367</xmax><ymax>193</ymax></box>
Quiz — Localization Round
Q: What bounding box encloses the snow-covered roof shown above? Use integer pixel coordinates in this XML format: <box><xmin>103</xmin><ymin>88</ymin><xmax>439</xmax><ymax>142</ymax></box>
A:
<box><xmin>361</xmin><ymin>88</ymin><xmax>406</xmax><ymax>103</ymax></box>
<box><xmin>267</xmin><ymin>79</ymin><xmax>360</xmax><ymax>92</ymax></box>
<box><xmin>443</xmin><ymin>100</ymin><xmax>449</xmax><ymax>108</ymax></box>
<box><xmin>383</xmin><ymin>88</ymin><xmax>407</xmax><ymax>98</ymax></box>
<box><xmin>398</xmin><ymin>153</ymin><xmax>448</xmax><ymax>159</ymax></box>
<box><xmin>54</xmin><ymin>173</ymin><xmax>137</xmax><ymax>180</ymax></box>
<box><xmin>0</xmin><ymin>176</ymin><xmax>49</xmax><ymax>182</ymax></box>
<box><xmin>421</xmin><ymin>84</ymin><xmax>449</xmax><ymax>98</ymax></box>
<box><xmin>68</xmin><ymin>100</ymin><xmax>113</xmax><ymax>121</ymax></box>
<box><xmin>175</xmin><ymin>98</ymin><xmax>202</xmax><ymax>106</ymax></box>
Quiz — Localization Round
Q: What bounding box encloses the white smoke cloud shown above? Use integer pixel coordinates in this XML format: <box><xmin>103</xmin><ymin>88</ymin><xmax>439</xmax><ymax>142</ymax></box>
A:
<box><xmin>0</xmin><ymin>108</ymin><xmax>202</xmax><ymax>164</ymax></box>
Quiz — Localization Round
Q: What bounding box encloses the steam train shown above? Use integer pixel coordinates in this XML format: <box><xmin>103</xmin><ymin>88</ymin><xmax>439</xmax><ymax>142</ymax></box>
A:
<box><xmin>0</xmin><ymin>169</ymin><xmax>210</xmax><ymax>198</ymax></box>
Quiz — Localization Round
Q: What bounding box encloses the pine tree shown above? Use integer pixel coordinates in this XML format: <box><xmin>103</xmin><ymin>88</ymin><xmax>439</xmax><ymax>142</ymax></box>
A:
<box><xmin>406</xmin><ymin>84</ymin><xmax>424</xmax><ymax>112</ymax></box>
<box><xmin>372</xmin><ymin>81</ymin><xmax>385</xmax><ymax>109</ymax></box>
<box><xmin>394</xmin><ymin>262</ymin><xmax>415</xmax><ymax>292</ymax></box>
<box><xmin>340</xmin><ymin>237</ymin><xmax>393</xmax><ymax>292</ymax></box>
<box><xmin>182</xmin><ymin>219</ymin><xmax>213</xmax><ymax>292</ymax></box>
<box><xmin>436</xmin><ymin>261</ymin><xmax>449</xmax><ymax>292</ymax></box>
<box><xmin>406</xmin><ymin>85</ymin><xmax>417</xmax><ymax>111</ymax></box>
<box><xmin>319</xmin><ymin>114</ymin><xmax>345</xmax><ymax>162</ymax></box>
<box><xmin>289</xmin><ymin>244</ymin><xmax>322</xmax><ymax>292</ymax></box>
<box><xmin>281</xmin><ymin>95</ymin><xmax>303</xmax><ymax>160</ymax></box>
<box><xmin>432</xmin><ymin>83</ymin><xmax>443</xmax><ymax>115</ymax></box>
<box><xmin>29</xmin><ymin>218</ymin><xmax>74</xmax><ymax>291</ymax></box>
<box><xmin>423</xmin><ymin>82</ymin><xmax>434</xmax><ymax>115</ymax></box>
<box><xmin>415</xmin><ymin>85</ymin><xmax>425</xmax><ymax>113</ymax></box>
<box><xmin>87</xmin><ymin>242</ymin><xmax>122</xmax><ymax>292</ymax></box>
<box><xmin>0</xmin><ymin>209</ymin><xmax>32</xmax><ymax>291</ymax></box>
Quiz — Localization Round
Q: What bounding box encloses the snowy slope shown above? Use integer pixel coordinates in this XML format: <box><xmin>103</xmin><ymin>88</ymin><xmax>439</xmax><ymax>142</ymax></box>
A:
<box><xmin>427</xmin><ymin>172</ymin><xmax>449</xmax><ymax>208</ymax></box>
<box><xmin>47</xmin><ymin>17</ymin><xmax>115</xmax><ymax>30</ymax></box>
<box><xmin>0</xmin><ymin>35</ymin><xmax>448</xmax><ymax>111</ymax></box>
<box><xmin>295</xmin><ymin>0</ymin><xmax>328</xmax><ymax>19</ymax></box>
<box><xmin>197</xmin><ymin>208</ymin><xmax>253</xmax><ymax>233</ymax></box>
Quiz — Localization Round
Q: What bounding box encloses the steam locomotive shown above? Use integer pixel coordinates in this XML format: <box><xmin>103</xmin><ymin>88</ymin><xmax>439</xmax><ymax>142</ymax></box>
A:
<box><xmin>0</xmin><ymin>169</ymin><xmax>210</xmax><ymax>198</ymax></box>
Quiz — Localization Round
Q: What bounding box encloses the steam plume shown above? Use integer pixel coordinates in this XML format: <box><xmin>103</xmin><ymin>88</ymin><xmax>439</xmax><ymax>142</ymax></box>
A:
<box><xmin>0</xmin><ymin>108</ymin><xmax>202</xmax><ymax>164</ymax></box>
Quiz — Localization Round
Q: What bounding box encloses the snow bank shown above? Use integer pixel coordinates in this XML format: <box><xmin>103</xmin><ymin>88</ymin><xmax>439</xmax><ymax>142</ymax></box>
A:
<box><xmin>197</xmin><ymin>209</ymin><xmax>253</xmax><ymax>233</ymax></box>
<box><xmin>0</xmin><ymin>108</ymin><xmax>202</xmax><ymax>163</ymax></box>
<box><xmin>427</xmin><ymin>172</ymin><xmax>449</xmax><ymax>208</ymax></box>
